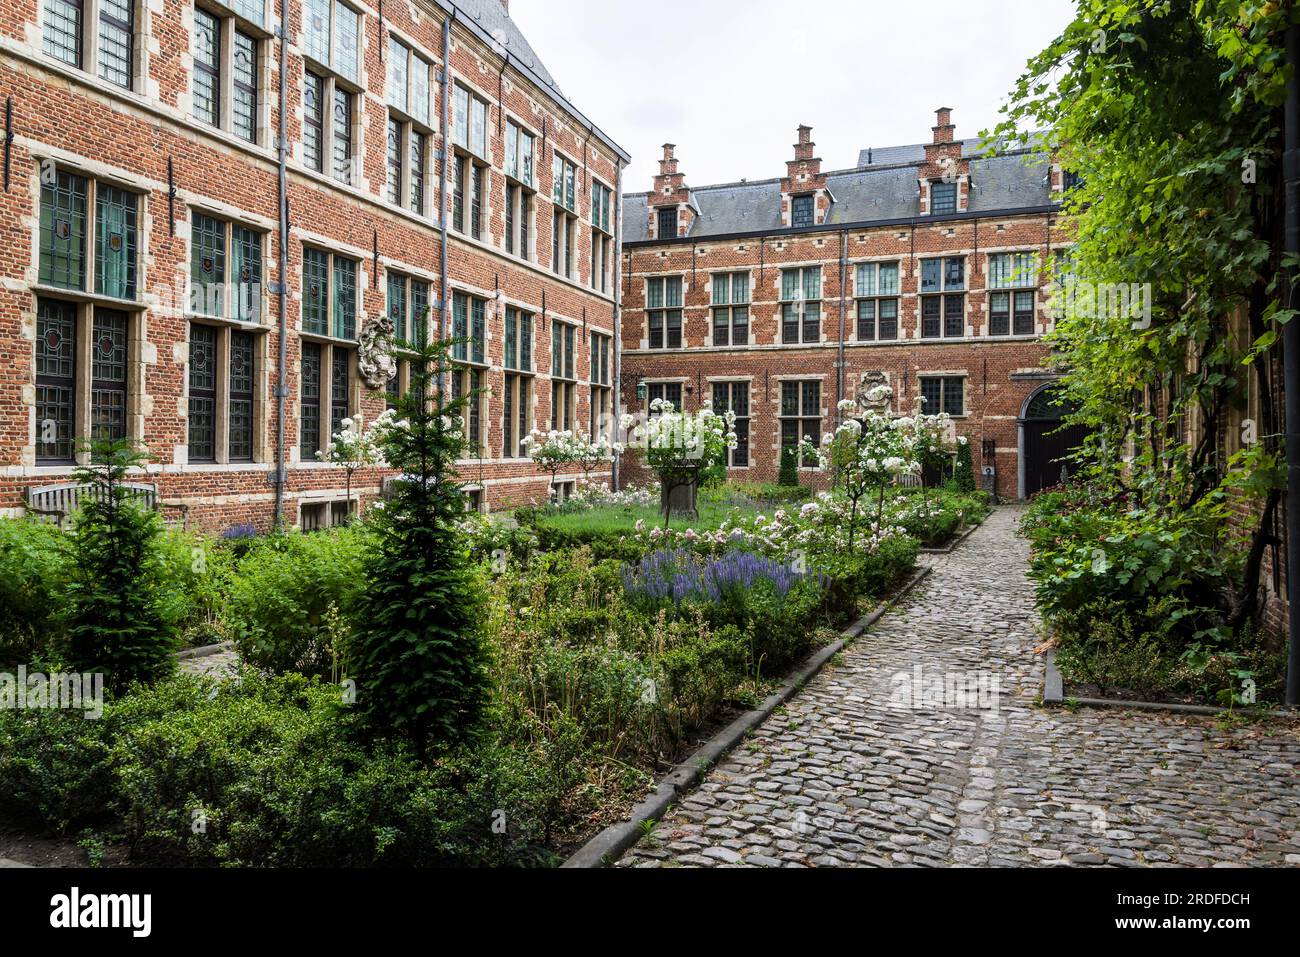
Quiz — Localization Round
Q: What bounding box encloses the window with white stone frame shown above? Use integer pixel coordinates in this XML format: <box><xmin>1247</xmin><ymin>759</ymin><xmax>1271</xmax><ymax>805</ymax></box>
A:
<box><xmin>987</xmin><ymin>252</ymin><xmax>1038</xmax><ymax>336</ymax></box>
<box><xmin>300</xmin><ymin>0</ymin><xmax>360</xmax><ymax>183</ymax></box>
<box><xmin>645</xmin><ymin>381</ymin><xmax>683</xmax><ymax>416</ymax></box>
<box><xmin>452</xmin><ymin>84</ymin><xmax>491</xmax><ymax>240</ymax></box>
<box><xmin>191</xmin><ymin>3</ymin><xmax>266</xmax><ymax>144</ymax></box>
<box><xmin>930</xmin><ymin>180</ymin><xmax>958</xmax><ymax>215</ymax></box>
<box><xmin>781</xmin><ymin>267</ymin><xmax>821</xmax><ymax>344</ymax></box>
<box><xmin>551</xmin><ymin>320</ymin><xmax>577</xmax><ymax>432</ymax></box>
<box><xmin>853</xmin><ymin>261</ymin><xmax>900</xmax><ymax>341</ymax></box>
<box><xmin>299</xmin><ymin>340</ymin><xmax>354</xmax><ymax>461</ymax></box>
<box><xmin>552</xmin><ymin>152</ymin><xmax>578</xmax><ymax>278</ymax></box>
<box><xmin>590</xmin><ymin>331</ymin><xmax>612</xmax><ymax>443</ymax></box>
<box><xmin>646</xmin><ymin>276</ymin><xmax>683</xmax><ymax>349</ymax></box>
<box><xmin>41</xmin><ymin>0</ymin><xmax>150</xmax><ymax>92</ymax></box>
<box><xmin>384</xmin><ymin>272</ymin><xmax>429</xmax><ymax>406</ymax></box>
<box><xmin>384</xmin><ymin>36</ymin><xmax>433</xmax><ymax>216</ymax></box>
<box><xmin>591</xmin><ymin>179</ymin><xmax>614</xmax><ymax>292</ymax></box>
<box><xmin>34</xmin><ymin>168</ymin><xmax>143</xmax><ymax>463</ymax></box>
<box><xmin>920</xmin><ymin>256</ymin><xmax>965</xmax><ymax>339</ymax></box>
<box><xmin>505</xmin><ymin>119</ymin><xmax>537</xmax><ymax>260</ymax></box>
<box><xmin>187</xmin><ymin>322</ymin><xmax>262</xmax><ymax>464</ymax></box>
<box><xmin>502</xmin><ymin>308</ymin><xmax>534</xmax><ymax>458</ymax></box>
<box><xmin>711</xmin><ymin>272</ymin><xmax>750</xmax><ymax>347</ymax></box>
<box><xmin>712</xmin><ymin>380</ymin><xmax>750</xmax><ymax>468</ymax></box>
<box><xmin>780</xmin><ymin>380</ymin><xmax>822</xmax><ymax>468</ymax></box>
<box><xmin>919</xmin><ymin>375</ymin><xmax>965</xmax><ymax>416</ymax></box>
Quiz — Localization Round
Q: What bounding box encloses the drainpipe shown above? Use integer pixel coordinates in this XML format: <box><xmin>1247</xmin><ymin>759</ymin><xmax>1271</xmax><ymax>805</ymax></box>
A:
<box><xmin>272</xmin><ymin>0</ymin><xmax>290</xmax><ymax>530</ymax></box>
<box><xmin>1284</xmin><ymin>23</ymin><xmax>1300</xmax><ymax>706</ymax></box>
<box><xmin>439</xmin><ymin>17</ymin><xmax>451</xmax><ymax>358</ymax></box>
<box><xmin>612</xmin><ymin>160</ymin><xmax>625</xmax><ymax>490</ymax></box>
<box><xmin>836</xmin><ymin>229</ymin><xmax>848</xmax><ymax>427</ymax></box>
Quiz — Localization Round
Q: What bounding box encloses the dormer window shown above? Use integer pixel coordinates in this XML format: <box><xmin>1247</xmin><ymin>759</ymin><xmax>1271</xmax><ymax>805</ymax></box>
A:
<box><xmin>657</xmin><ymin>207</ymin><xmax>678</xmax><ymax>239</ymax></box>
<box><xmin>930</xmin><ymin>180</ymin><xmax>958</xmax><ymax>215</ymax></box>
<box><xmin>791</xmin><ymin>194</ymin><xmax>814</xmax><ymax>229</ymax></box>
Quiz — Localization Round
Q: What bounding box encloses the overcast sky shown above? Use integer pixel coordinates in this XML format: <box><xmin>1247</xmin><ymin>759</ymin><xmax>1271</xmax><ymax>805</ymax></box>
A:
<box><xmin>510</xmin><ymin>0</ymin><xmax>1078</xmax><ymax>191</ymax></box>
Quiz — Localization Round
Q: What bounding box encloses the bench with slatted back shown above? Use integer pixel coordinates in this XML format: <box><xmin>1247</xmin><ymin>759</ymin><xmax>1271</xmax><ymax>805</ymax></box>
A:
<box><xmin>25</xmin><ymin>482</ymin><xmax>188</xmax><ymax>529</ymax></box>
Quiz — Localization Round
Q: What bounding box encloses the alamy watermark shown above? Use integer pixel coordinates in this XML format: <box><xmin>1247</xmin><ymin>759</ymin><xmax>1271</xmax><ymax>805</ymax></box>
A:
<box><xmin>1049</xmin><ymin>278</ymin><xmax>1153</xmax><ymax>329</ymax></box>
<box><xmin>889</xmin><ymin>664</ymin><xmax>1000</xmax><ymax>711</ymax></box>
<box><xmin>0</xmin><ymin>666</ymin><xmax>105</xmax><ymax>719</ymax></box>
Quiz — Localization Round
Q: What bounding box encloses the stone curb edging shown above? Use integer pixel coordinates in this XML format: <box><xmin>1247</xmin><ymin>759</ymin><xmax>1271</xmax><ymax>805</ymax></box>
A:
<box><xmin>176</xmin><ymin>641</ymin><xmax>233</xmax><ymax>661</ymax></box>
<box><xmin>561</xmin><ymin>564</ymin><xmax>935</xmax><ymax>869</ymax></box>
<box><xmin>1042</xmin><ymin>647</ymin><xmax>1295</xmax><ymax>718</ymax></box>
<box><xmin>918</xmin><ymin>522</ymin><xmax>981</xmax><ymax>555</ymax></box>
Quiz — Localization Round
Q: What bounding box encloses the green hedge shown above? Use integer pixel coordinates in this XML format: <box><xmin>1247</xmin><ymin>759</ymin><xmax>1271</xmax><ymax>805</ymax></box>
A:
<box><xmin>0</xmin><ymin>671</ymin><xmax>564</xmax><ymax>866</ymax></box>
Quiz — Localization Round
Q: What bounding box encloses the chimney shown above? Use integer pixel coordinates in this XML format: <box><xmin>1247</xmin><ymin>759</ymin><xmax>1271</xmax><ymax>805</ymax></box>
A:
<box><xmin>500</xmin><ymin>0</ymin><xmax>509</xmax><ymax>13</ymax></box>
<box><xmin>650</xmin><ymin>142</ymin><xmax>691</xmax><ymax>229</ymax></box>
<box><xmin>933</xmin><ymin>106</ymin><xmax>955</xmax><ymax>144</ymax></box>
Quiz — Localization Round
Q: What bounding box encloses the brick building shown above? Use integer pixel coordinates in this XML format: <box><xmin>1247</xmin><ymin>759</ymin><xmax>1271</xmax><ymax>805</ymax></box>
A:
<box><xmin>0</xmin><ymin>0</ymin><xmax>627</xmax><ymax>531</ymax></box>
<box><xmin>619</xmin><ymin>109</ymin><xmax>1078</xmax><ymax>501</ymax></box>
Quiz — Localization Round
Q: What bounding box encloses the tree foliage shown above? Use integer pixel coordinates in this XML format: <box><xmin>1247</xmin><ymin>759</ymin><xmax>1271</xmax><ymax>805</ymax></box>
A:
<box><xmin>350</xmin><ymin>342</ymin><xmax>491</xmax><ymax>749</ymax></box>
<box><xmin>994</xmin><ymin>0</ymin><xmax>1297</xmax><ymax>626</ymax></box>
<box><xmin>62</xmin><ymin>438</ymin><xmax>178</xmax><ymax>689</ymax></box>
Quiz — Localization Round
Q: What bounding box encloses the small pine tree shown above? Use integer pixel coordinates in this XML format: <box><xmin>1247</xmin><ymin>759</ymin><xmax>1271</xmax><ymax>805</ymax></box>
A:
<box><xmin>778</xmin><ymin>444</ymin><xmax>800</xmax><ymax>487</ymax></box>
<box><xmin>350</xmin><ymin>341</ymin><xmax>491</xmax><ymax>749</ymax></box>
<box><xmin>62</xmin><ymin>438</ymin><xmax>177</xmax><ymax>689</ymax></box>
<box><xmin>955</xmin><ymin>439</ymin><xmax>977</xmax><ymax>493</ymax></box>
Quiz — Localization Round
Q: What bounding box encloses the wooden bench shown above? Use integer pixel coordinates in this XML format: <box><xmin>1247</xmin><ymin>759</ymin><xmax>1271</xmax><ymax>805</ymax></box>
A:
<box><xmin>25</xmin><ymin>482</ymin><xmax>189</xmax><ymax>529</ymax></box>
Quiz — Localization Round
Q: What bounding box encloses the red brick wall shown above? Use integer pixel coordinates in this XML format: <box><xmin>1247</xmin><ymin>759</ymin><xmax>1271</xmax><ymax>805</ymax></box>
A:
<box><xmin>0</xmin><ymin>0</ymin><xmax>623</xmax><ymax>530</ymax></box>
<box><xmin>619</xmin><ymin>214</ymin><xmax>1068</xmax><ymax>500</ymax></box>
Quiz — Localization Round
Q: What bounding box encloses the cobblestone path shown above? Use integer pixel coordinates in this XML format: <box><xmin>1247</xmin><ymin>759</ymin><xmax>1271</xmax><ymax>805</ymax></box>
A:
<box><xmin>618</xmin><ymin>506</ymin><xmax>1300</xmax><ymax>868</ymax></box>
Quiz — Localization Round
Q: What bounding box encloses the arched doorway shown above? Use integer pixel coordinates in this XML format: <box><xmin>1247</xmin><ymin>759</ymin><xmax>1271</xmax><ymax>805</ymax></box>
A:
<box><xmin>1019</xmin><ymin>384</ymin><xmax>1089</xmax><ymax>498</ymax></box>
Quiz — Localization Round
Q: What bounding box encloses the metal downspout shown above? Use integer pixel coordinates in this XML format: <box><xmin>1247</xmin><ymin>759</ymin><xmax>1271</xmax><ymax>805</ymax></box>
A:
<box><xmin>273</xmin><ymin>0</ymin><xmax>289</xmax><ymax>529</ymax></box>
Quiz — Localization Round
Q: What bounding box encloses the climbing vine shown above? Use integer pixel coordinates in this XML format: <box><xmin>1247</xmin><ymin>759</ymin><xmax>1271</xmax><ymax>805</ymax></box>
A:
<box><xmin>992</xmin><ymin>0</ymin><xmax>1299</xmax><ymax>627</ymax></box>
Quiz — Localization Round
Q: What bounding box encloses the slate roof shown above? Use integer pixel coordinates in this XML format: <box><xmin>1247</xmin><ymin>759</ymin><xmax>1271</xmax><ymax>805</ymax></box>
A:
<box><xmin>454</xmin><ymin>0</ymin><xmax>562</xmax><ymax>96</ymax></box>
<box><xmin>622</xmin><ymin>143</ymin><xmax>1055</xmax><ymax>244</ymax></box>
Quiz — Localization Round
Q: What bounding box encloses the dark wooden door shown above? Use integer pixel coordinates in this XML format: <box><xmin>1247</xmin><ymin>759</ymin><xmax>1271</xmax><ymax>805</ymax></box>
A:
<box><xmin>1022</xmin><ymin>420</ymin><xmax>1090</xmax><ymax>497</ymax></box>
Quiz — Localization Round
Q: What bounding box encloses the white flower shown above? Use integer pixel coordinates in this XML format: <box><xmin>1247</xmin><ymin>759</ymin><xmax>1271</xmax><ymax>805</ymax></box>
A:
<box><xmin>837</xmin><ymin>399</ymin><xmax>857</xmax><ymax>412</ymax></box>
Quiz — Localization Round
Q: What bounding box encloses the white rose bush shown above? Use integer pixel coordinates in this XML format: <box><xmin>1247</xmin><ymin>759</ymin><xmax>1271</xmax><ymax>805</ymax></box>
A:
<box><xmin>323</xmin><ymin>414</ymin><xmax>388</xmax><ymax>523</ymax></box>
<box><xmin>619</xmin><ymin>399</ymin><xmax>737</xmax><ymax>527</ymax></box>
<box><xmin>800</xmin><ymin>393</ymin><xmax>921</xmax><ymax>547</ymax></box>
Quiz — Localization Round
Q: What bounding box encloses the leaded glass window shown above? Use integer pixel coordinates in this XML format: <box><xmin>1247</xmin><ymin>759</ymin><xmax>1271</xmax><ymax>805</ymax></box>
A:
<box><xmin>300</xmin><ymin>341</ymin><xmax>321</xmax><ymax>460</ymax></box>
<box><xmin>303</xmin><ymin>71</ymin><xmax>324</xmax><ymax>172</ymax></box>
<box><xmin>188</xmin><ymin>323</ymin><xmax>217</xmax><ymax>461</ymax></box>
<box><xmin>193</xmin><ymin>8</ymin><xmax>221</xmax><ymax>126</ymax></box>
<box><xmin>97</xmin><ymin>0</ymin><xmax>133</xmax><ymax>89</ymax></box>
<box><xmin>35</xmin><ymin>298</ymin><xmax>77</xmax><ymax>463</ymax></box>
<box><xmin>39</xmin><ymin>170</ymin><xmax>88</xmax><ymax>290</ymax></box>
<box><xmin>94</xmin><ymin>185</ymin><xmax>136</xmax><ymax>300</ymax></box>
<box><xmin>42</xmin><ymin>0</ymin><xmax>82</xmax><ymax>68</ymax></box>
<box><xmin>232</xmin><ymin>30</ymin><xmax>258</xmax><ymax>143</ymax></box>
<box><xmin>229</xmin><ymin>331</ymin><xmax>255</xmax><ymax>461</ymax></box>
<box><xmin>302</xmin><ymin>248</ymin><xmax>329</xmax><ymax>335</ymax></box>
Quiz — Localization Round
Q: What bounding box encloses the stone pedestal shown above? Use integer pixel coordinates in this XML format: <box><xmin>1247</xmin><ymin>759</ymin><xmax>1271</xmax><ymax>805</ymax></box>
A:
<box><xmin>661</xmin><ymin>472</ymin><xmax>699</xmax><ymax>522</ymax></box>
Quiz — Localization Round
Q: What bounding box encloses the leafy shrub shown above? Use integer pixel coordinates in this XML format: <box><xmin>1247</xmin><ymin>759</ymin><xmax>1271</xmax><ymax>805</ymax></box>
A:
<box><xmin>1022</xmin><ymin>495</ymin><xmax>1237</xmax><ymax>626</ymax></box>
<box><xmin>0</xmin><ymin>520</ymin><xmax>69</xmax><ymax>666</ymax></box>
<box><xmin>225</xmin><ymin>528</ymin><xmax>370</xmax><ymax>676</ymax></box>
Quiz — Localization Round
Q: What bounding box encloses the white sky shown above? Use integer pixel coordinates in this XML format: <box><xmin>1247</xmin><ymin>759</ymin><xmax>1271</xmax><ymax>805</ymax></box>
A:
<box><xmin>510</xmin><ymin>0</ymin><xmax>1078</xmax><ymax>191</ymax></box>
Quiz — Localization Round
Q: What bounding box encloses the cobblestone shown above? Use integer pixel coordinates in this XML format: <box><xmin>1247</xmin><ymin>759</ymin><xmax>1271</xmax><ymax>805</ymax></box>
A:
<box><xmin>619</xmin><ymin>506</ymin><xmax>1300</xmax><ymax>868</ymax></box>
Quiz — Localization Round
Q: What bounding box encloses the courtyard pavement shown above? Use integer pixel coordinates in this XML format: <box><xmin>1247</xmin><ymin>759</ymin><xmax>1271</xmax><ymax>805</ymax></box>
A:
<box><xmin>617</xmin><ymin>506</ymin><xmax>1300</xmax><ymax>868</ymax></box>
